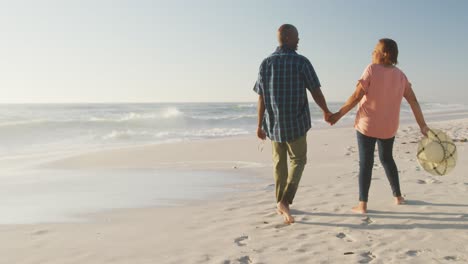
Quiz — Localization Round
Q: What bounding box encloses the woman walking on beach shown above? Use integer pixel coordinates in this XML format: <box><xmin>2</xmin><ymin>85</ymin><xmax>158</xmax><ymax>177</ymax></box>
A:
<box><xmin>329</xmin><ymin>39</ymin><xmax>429</xmax><ymax>213</ymax></box>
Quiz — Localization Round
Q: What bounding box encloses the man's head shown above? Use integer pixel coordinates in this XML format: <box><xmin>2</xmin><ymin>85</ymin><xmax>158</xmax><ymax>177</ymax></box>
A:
<box><xmin>277</xmin><ymin>24</ymin><xmax>299</xmax><ymax>50</ymax></box>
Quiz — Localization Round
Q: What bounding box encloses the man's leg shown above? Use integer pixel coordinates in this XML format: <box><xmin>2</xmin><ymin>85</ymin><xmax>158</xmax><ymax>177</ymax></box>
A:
<box><xmin>272</xmin><ymin>141</ymin><xmax>288</xmax><ymax>203</ymax></box>
<box><xmin>282</xmin><ymin>135</ymin><xmax>307</xmax><ymax>205</ymax></box>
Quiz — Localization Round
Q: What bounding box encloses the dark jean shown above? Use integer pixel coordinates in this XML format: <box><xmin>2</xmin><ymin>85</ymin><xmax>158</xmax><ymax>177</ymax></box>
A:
<box><xmin>357</xmin><ymin>131</ymin><xmax>401</xmax><ymax>202</ymax></box>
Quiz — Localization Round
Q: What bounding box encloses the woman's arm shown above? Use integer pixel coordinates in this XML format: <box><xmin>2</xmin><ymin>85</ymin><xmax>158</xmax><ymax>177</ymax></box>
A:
<box><xmin>404</xmin><ymin>85</ymin><xmax>429</xmax><ymax>136</ymax></box>
<box><xmin>329</xmin><ymin>83</ymin><xmax>365</xmax><ymax>125</ymax></box>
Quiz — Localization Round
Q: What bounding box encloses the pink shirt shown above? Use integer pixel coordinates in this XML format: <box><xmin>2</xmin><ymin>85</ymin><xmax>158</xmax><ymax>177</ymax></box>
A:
<box><xmin>355</xmin><ymin>64</ymin><xmax>410</xmax><ymax>139</ymax></box>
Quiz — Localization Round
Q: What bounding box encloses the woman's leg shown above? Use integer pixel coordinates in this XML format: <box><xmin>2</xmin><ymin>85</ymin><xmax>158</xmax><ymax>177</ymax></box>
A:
<box><xmin>377</xmin><ymin>137</ymin><xmax>403</xmax><ymax>204</ymax></box>
<box><xmin>354</xmin><ymin>131</ymin><xmax>377</xmax><ymax>212</ymax></box>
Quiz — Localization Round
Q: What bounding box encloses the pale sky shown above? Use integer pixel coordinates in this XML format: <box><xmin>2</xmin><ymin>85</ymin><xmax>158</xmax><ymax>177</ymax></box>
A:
<box><xmin>0</xmin><ymin>0</ymin><xmax>467</xmax><ymax>103</ymax></box>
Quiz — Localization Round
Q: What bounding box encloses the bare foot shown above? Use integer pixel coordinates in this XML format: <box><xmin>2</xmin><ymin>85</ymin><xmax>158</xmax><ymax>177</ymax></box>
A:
<box><xmin>277</xmin><ymin>201</ymin><xmax>295</xmax><ymax>224</ymax></box>
<box><xmin>276</xmin><ymin>203</ymin><xmax>284</xmax><ymax>215</ymax></box>
<box><xmin>351</xmin><ymin>202</ymin><xmax>367</xmax><ymax>214</ymax></box>
<box><xmin>395</xmin><ymin>196</ymin><xmax>405</xmax><ymax>205</ymax></box>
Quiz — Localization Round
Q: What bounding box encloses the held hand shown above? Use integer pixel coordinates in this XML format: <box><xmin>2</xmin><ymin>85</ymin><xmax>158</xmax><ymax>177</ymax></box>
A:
<box><xmin>323</xmin><ymin>111</ymin><xmax>333</xmax><ymax>125</ymax></box>
<box><xmin>257</xmin><ymin>127</ymin><xmax>267</xmax><ymax>140</ymax></box>
<box><xmin>420</xmin><ymin>125</ymin><xmax>429</xmax><ymax>137</ymax></box>
<box><xmin>328</xmin><ymin>112</ymin><xmax>342</xmax><ymax>125</ymax></box>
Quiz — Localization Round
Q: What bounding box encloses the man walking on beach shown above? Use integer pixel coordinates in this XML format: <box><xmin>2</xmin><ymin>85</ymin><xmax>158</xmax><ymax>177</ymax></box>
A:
<box><xmin>254</xmin><ymin>24</ymin><xmax>332</xmax><ymax>224</ymax></box>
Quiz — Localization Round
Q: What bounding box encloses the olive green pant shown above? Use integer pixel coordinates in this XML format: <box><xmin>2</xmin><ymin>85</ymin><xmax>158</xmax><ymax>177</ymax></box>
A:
<box><xmin>271</xmin><ymin>135</ymin><xmax>307</xmax><ymax>204</ymax></box>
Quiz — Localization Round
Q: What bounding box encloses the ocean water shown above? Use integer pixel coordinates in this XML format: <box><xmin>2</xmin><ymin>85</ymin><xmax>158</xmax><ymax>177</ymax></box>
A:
<box><xmin>1</xmin><ymin>102</ymin><xmax>467</xmax><ymax>159</ymax></box>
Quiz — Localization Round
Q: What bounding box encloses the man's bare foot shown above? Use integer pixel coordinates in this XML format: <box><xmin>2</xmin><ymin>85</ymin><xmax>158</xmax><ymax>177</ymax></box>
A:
<box><xmin>351</xmin><ymin>202</ymin><xmax>367</xmax><ymax>214</ymax></box>
<box><xmin>277</xmin><ymin>201</ymin><xmax>295</xmax><ymax>224</ymax></box>
<box><xmin>395</xmin><ymin>196</ymin><xmax>405</xmax><ymax>205</ymax></box>
<box><xmin>276</xmin><ymin>203</ymin><xmax>284</xmax><ymax>215</ymax></box>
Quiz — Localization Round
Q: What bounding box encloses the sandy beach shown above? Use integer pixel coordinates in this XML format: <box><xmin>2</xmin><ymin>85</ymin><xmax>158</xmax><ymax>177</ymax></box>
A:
<box><xmin>0</xmin><ymin>116</ymin><xmax>467</xmax><ymax>264</ymax></box>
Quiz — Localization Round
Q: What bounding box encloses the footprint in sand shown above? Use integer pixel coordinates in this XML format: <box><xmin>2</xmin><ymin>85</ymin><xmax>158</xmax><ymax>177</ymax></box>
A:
<box><xmin>345</xmin><ymin>146</ymin><xmax>356</xmax><ymax>156</ymax></box>
<box><xmin>417</xmin><ymin>179</ymin><xmax>427</xmax><ymax>184</ymax></box>
<box><xmin>238</xmin><ymin>256</ymin><xmax>252</xmax><ymax>264</ymax></box>
<box><xmin>295</xmin><ymin>248</ymin><xmax>307</xmax><ymax>253</ymax></box>
<box><xmin>359</xmin><ymin>251</ymin><xmax>376</xmax><ymax>263</ymax></box>
<box><xmin>417</xmin><ymin>179</ymin><xmax>442</xmax><ymax>184</ymax></box>
<box><xmin>274</xmin><ymin>224</ymin><xmax>289</xmax><ymax>229</ymax></box>
<box><xmin>336</xmin><ymin>232</ymin><xmax>346</xmax><ymax>239</ymax></box>
<box><xmin>406</xmin><ymin>250</ymin><xmax>422</xmax><ymax>257</ymax></box>
<box><xmin>361</xmin><ymin>217</ymin><xmax>374</xmax><ymax>225</ymax></box>
<box><xmin>32</xmin><ymin>230</ymin><xmax>49</xmax><ymax>236</ymax></box>
<box><xmin>234</xmin><ymin>235</ymin><xmax>249</xmax><ymax>247</ymax></box>
<box><xmin>426</xmin><ymin>178</ymin><xmax>442</xmax><ymax>184</ymax></box>
<box><xmin>444</xmin><ymin>256</ymin><xmax>460</xmax><ymax>261</ymax></box>
<box><xmin>336</xmin><ymin>232</ymin><xmax>354</xmax><ymax>242</ymax></box>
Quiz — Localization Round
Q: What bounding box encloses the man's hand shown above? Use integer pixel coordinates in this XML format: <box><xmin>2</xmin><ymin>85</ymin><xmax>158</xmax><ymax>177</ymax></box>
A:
<box><xmin>328</xmin><ymin>112</ymin><xmax>342</xmax><ymax>125</ymax></box>
<box><xmin>257</xmin><ymin>127</ymin><xmax>267</xmax><ymax>140</ymax></box>
<box><xmin>323</xmin><ymin>111</ymin><xmax>333</xmax><ymax>125</ymax></box>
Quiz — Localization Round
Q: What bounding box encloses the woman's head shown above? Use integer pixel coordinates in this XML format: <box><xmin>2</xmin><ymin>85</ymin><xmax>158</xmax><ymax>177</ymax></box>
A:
<box><xmin>372</xmin><ymin>38</ymin><xmax>398</xmax><ymax>66</ymax></box>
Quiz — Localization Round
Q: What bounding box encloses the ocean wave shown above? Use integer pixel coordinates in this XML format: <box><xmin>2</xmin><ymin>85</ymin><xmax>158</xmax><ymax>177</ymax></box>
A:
<box><xmin>100</xmin><ymin>128</ymin><xmax>250</xmax><ymax>141</ymax></box>
<box><xmin>191</xmin><ymin>114</ymin><xmax>256</xmax><ymax>121</ymax></box>
<box><xmin>90</xmin><ymin>107</ymin><xmax>184</xmax><ymax>122</ymax></box>
<box><xmin>161</xmin><ymin>107</ymin><xmax>183</xmax><ymax>119</ymax></box>
<box><xmin>182</xmin><ymin>128</ymin><xmax>250</xmax><ymax>137</ymax></box>
<box><xmin>421</xmin><ymin>102</ymin><xmax>468</xmax><ymax>113</ymax></box>
<box><xmin>231</xmin><ymin>114</ymin><xmax>257</xmax><ymax>120</ymax></box>
<box><xmin>236</xmin><ymin>103</ymin><xmax>256</xmax><ymax>108</ymax></box>
<box><xmin>0</xmin><ymin>119</ymin><xmax>48</xmax><ymax>127</ymax></box>
<box><xmin>101</xmin><ymin>130</ymin><xmax>170</xmax><ymax>140</ymax></box>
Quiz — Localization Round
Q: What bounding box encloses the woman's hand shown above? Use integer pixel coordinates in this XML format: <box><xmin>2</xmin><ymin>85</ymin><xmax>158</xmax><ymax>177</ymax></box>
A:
<box><xmin>328</xmin><ymin>112</ymin><xmax>342</xmax><ymax>125</ymax></box>
<box><xmin>420</xmin><ymin>125</ymin><xmax>429</xmax><ymax>137</ymax></box>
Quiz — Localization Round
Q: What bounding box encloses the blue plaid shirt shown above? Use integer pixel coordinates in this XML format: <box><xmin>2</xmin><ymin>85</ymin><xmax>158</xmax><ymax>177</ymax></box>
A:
<box><xmin>254</xmin><ymin>46</ymin><xmax>321</xmax><ymax>142</ymax></box>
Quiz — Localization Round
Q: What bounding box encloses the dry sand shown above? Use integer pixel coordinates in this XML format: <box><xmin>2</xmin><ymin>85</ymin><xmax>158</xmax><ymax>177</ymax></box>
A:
<box><xmin>0</xmin><ymin>118</ymin><xmax>467</xmax><ymax>264</ymax></box>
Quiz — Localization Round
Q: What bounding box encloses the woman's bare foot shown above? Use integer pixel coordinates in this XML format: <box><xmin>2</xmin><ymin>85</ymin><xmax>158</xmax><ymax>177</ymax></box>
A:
<box><xmin>352</xmin><ymin>202</ymin><xmax>367</xmax><ymax>214</ymax></box>
<box><xmin>277</xmin><ymin>201</ymin><xmax>294</xmax><ymax>224</ymax></box>
<box><xmin>395</xmin><ymin>196</ymin><xmax>405</xmax><ymax>205</ymax></box>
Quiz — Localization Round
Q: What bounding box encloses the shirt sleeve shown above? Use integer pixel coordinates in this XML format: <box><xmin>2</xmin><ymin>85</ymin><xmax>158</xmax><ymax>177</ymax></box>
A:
<box><xmin>253</xmin><ymin>61</ymin><xmax>265</xmax><ymax>95</ymax></box>
<box><xmin>302</xmin><ymin>58</ymin><xmax>321</xmax><ymax>92</ymax></box>
<box><xmin>402</xmin><ymin>72</ymin><xmax>411</xmax><ymax>94</ymax></box>
<box><xmin>358</xmin><ymin>64</ymin><xmax>372</xmax><ymax>93</ymax></box>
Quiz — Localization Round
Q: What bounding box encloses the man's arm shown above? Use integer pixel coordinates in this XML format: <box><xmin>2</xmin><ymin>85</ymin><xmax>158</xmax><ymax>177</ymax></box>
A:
<box><xmin>310</xmin><ymin>88</ymin><xmax>332</xmax><ymax>122</ymax></box>
<box><xmin>256</xmin><ymin>95</ymin><xmax>266</xmax><ymax>140</ymax></box>
<box><xmin>404</xmin><ymin>85</ymin><xmax>429</xmax><ymax>136</ymax></box>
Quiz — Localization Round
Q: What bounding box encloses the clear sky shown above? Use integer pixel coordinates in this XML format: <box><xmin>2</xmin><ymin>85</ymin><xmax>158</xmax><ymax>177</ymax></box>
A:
<box><xmin>0</xmin><ymin>0</ymin><xmax>467</xmax><ymax>103</ymax></box>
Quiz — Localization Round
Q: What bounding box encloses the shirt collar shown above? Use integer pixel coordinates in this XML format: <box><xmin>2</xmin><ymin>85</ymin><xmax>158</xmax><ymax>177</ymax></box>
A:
<box><xmin>274</xmin><ymin>45</ymin><xmax>297</xmax><ymax>54</ymax></box>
